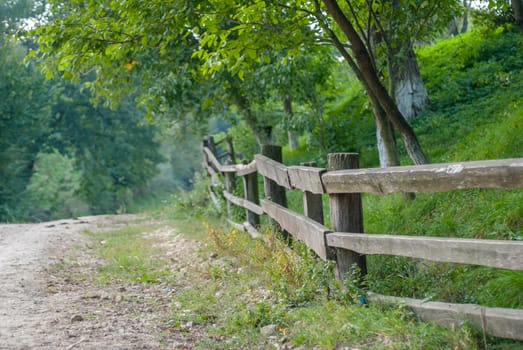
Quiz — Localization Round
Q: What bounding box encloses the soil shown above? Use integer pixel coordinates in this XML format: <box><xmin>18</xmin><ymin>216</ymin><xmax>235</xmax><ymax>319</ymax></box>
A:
<box><xmin>0</xmin><ymin>215</ymin><xmax>203</xmax><ymax>350</ymax></box>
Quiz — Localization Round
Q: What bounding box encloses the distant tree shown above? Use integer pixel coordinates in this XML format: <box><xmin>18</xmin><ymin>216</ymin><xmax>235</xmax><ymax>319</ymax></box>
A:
<box><xmin>31</xmin><ymin>0</ymin><xmax>460</xmax><ymax>167</ymax></box>
<box><xmin>49</xmin><ymin>81</ymin><xmax>164</xmax><ymax>214</ymax></box>
<box><xmin>0</xmin><ymin>43</ymin><xmax>53</xmax><ymax>221</ymax></box>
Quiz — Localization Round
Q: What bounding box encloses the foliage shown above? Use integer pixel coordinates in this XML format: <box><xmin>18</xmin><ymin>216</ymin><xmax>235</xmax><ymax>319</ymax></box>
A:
<box><xmin>184</xmin><ymin>24</ymin><xmax>522</xmax><ymax>347</ymax></box>
<box><xmin>164</xmin><ymin>214</ymin><xmax>477</xmax><ymax>349</ymax></box>
<box><xmin>471</xmin><ymin>0</ymin><xmax>515</xmax><ymax>29</ymax></box>
<box><xmin>25</xmin><ymin>150</ymin><xmax>88</xmax><ymax>221</ymax></box>
<box><xmin>0</xmin><ymin>42</ymin><xmax>53</xmax><ymax>221</ymax></box>
<box><xmin>44</xmin><ymin>80</ymin><xmax>165</xmax><ymax>215</ymax></box>
<box><xmin>413</xmin><ymin>27</ymin><xmax>523</xmax><ymax>160</ymax></box>
<box><xmin>361</xmin><ymin>26</ymin><xmax>523</xmax><ymax>313</ymax></box>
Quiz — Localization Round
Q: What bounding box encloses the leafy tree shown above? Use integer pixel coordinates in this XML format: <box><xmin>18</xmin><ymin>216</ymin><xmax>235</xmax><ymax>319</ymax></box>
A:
<box><xmin>25</xmin><ymin>150</ymin><xmax>87</xmax><ymax>221</ymax></box>
<box><xmin>194</xmin><ymin>0</ymin><xmax>456</xmax><ymax>164</ymax></box>
<box><xmin>48</xmin><ymin>80</ymin><xmax>165</xmax><ymax>214</ymax></box>
<box><xmin>491</xmin><ymin>0</ymin><xmax>523</xmax><ymax>33</ymax></box>
<box><xmin>31</xmin><ymin>0</ymin><xmax>463</xmax><ymax>167</ymax></box>
<box><xmin>0</xmin><ymin>43</ymin><xmax>53</xmax><ymax>221</ymax></box>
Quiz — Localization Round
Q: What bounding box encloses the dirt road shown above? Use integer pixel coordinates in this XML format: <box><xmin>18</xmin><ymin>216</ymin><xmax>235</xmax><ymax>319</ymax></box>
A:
<box><xmin>0</xmin><ymin>215</ymin><xmax>196</xmax><ymax>350</ymax></box>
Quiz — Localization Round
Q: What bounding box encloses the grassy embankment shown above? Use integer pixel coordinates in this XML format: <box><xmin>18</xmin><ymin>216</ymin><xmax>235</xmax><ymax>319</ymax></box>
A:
<box><xmin>98</xmin><ymin>28</ymin><xmax>522</xmax><ymax>349</ymax></box>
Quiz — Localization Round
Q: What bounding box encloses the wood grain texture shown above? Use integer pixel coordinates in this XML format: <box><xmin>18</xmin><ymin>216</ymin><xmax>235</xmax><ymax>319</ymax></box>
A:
<box><xmin>327</xmin><ymin>153</ymin><xmax>367</xmax><ymax>279</ymax></box>
<box><xmin>203</xmin><ymin>147</ymin><xmax>223</xmax><ymax>172</ymax></box>
<box><xmin>226</xmin><ymin>219</ymin><xmax>263</xmax><ymax>239</ymax></box>
<box><xmin>237</xmin><ymin>160</ymin><xmax>258</xmax><ymax>176</ymax></box>
<box><xmin>368</xmin><ymin>293</ymin><xmax>523</xmax><ymax>340</ymax></box>
<box><xmin>326</xmin><ymin>233</ymin><xmax>523</xmax><ymax>270</ymax></box>
<box><xmin>244</xmin><ymin>222</ymin><xmax>262</xmax><ymax>239</ymax></box>
<box><xmin>255</xmin><ymin>154</ymin><xmax>292</xmax><ymax>189</ymax></box>
<box><xmin>223</xmin><ymin>191</ymin><xmax>264</xmax><ymax>215</ymax></box>
<box><xmin>322</xmin><ymin>158</ymin><xmax>523</xmax><ymax>194</ymax></box>
<box><xmin>203</xmin><ymin>162</ymin><xmax>221</xmax><ymax>185</ymax></box>
<box><xmin>287</xmin><ymin>165</ymin><xmax>326</xmax><ymax>193</ymax></box>
<box><xmin>226</xmin><ymin>218</ymin><xmax>246</xmax><ymax>232</ymax></box>
<box><xmin>261</xmin><ymin>199</ymin><xmax>331</xmax><ymax>260</ymax></box>
<box><xmin>242</xmin><ymin>171</ymin><xmax>260</xmax><ymax>227</ymax></box>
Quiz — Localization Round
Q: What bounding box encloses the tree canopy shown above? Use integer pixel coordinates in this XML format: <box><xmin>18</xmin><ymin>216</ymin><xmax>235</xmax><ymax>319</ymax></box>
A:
<box><xmin>31</xmin><ymin>1</ymin><xmax>468</xmax><ymax>167</ymax></box>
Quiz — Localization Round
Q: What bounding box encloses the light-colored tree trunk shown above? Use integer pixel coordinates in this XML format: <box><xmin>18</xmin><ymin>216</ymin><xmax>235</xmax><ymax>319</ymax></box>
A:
<box><xmin>389</xmin><ymin>47</ymin><xmax>428</xmax><ymax>120</ymax></box>
<box><xmin>461</xmin><ymin>0</ymin><xmax>469</xmax><ymax>33</ymax></box>
<box><xmin>322</xmin><ymin>0</ymin><xmax>429</xmax><ymax>165</ymax></box>
<box><xmin>375</xmin><ymin>109</ymin><xmax>400</xmax><ymax>168</ymax></box>
<box><xmin>327</xmin><ymin>27</ymin><xmax>402</xmax><ymax>168</ymax></box>
<box><xmin>283</xmin><ymin>95</ymin><xmax>299</xmax><ymax>150</ymax></box>
<box><xmin>229</xmin><ymin>78</ymin><xmax>274</xmax><ymax>147</ymax></box>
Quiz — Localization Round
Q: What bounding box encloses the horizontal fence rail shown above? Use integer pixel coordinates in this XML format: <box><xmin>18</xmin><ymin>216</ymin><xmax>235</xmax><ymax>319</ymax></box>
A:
<box><xmin>368</xmin><ymin>293</ymin><xmax>523</xmax><ymax>341</ymax></box>
<box><xmin>201</xmin><ymin>136</ymin><xmax>523</xmax><ymax>340</ymax></box>
<box><xmin>261</xmin><ymin>199</ymin><xmax>331</xmax><ymax>261</ymax></box>
<box><xmin>326</xmin><ymin>232</ymin><xmax>523</xmax><ymax>270</ymax></box>
<box><xmin>322</xmin><ymin>158</ymin><xmax>523</xmax><ymax>194</ymax></box>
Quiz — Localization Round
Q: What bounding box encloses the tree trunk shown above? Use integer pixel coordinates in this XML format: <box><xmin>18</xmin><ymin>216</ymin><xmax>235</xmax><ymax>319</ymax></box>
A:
<box><xmin>448</xmin><ymin>18</ymin><xmax>459</xmax><ymax>36</ymax></box>
<box><xmin>512</xmin><ymin>0</ymin><xmax>523</xmax><ymax>34</ymax></box>
<box><xmin>283</xmin><ymin>95</ymin><xmax>299</xmax><ymax>150</ymax></box>
<box><xmin>389</xmin><ymin>46</ymin><xmax>428</xmax><ymax>120</ymax></box>
<box><xmin>322</xmin><ymin>0</ymin><xmax>429</xmax><ymax>165</ymax></box>
<box><xmin>326</xmin><ymin>23</ymin><xmax>401</xmax><ymax>168</ymax></box>
<box><xmin>375</xmin><ymin>108</ymin><xmax>400</xmax><ymax>168</ymax></box>
<box><xmin>229</xmin><ymin>78</ymin><xmax>273</xmax><ymax>146</ymax></box>
<box><xmin>461</xmin><ymin>0</ymin><xmax>469</xmax><ymax>33</ymax></box>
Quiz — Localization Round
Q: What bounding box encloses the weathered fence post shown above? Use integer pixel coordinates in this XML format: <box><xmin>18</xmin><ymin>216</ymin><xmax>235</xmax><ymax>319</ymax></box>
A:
<box><xmin>261</xmin><ymin>144</ymin><xmax>289</xmax><ymax>239</ymax></box>
<box><xmin>327</xmin><ymin>153</ymin><xmax>367</xmax><ymax>282</ymax></box>
<box><xmin>202</xmin><ymin>138</ymin><xmax>210</xmax><ymax>170</ymax></box>
<box><xmin>204</xmin><ymin>136</ymin><xmax>216</xmax><ymax>158</ymax></box>
<box><xmin>224</xmin><ymin>165</ymin><xmax>236</xmax><ymax>219</ymax></box>
<box><xmin>226</xmin><ymin>135</ymin><xmax>236</xmax><ymax>164</ymax></box>
<box><xmin>242</xmin><ymin>160</ymin><xmax>260</xmax><ymax>228</ymax></box>
<box><xmin>300</xmin><ymin>161</ymin><xmax>324</xmax><ymax>225</ymax></box>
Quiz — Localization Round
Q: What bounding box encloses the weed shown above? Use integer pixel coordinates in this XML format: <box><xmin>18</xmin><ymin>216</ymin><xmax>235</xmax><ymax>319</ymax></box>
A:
<box><xmin>87</xmin><ymin>225</ymin><xmax>172</xmax><ymax>284</ymax></box>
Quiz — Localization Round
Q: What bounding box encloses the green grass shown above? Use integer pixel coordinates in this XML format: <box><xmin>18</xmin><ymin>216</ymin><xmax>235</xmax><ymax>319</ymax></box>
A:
<box><xmin>357</xmin><ymin>27</ymin><xmax>523</xmax><ymax>315</ymax></box>
<box><xmin>94</xmin><ymin>25</ymin><xmax>523</xmax><ymax>349</ymax></box>
<box><xmin>88</xmin><ymin>225</ymin><xmax>172</xmax><ymax>284</ymax></box>
<box><xmin>194</xmin><ymin>25</ymin><xmax>522</xmax><ymax>348</ymax></box>
<box><xmin>178</xmin><ymin>223</ymin><xmax>479</xmax><ymax>349</ymax></box>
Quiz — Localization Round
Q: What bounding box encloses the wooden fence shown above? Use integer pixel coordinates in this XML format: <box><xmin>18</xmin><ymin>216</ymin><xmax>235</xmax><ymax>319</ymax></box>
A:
<box><xmin>201</xmin><ymin>136</ymin><xmax>523</xmax><ymax>340</ymax></box>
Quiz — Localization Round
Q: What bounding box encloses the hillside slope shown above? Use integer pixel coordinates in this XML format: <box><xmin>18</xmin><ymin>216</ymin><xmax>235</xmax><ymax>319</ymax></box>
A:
<box><xmin>363</xmin><ymin>28</ymin><xmax>523</xmax><ymax>311</ymax></box>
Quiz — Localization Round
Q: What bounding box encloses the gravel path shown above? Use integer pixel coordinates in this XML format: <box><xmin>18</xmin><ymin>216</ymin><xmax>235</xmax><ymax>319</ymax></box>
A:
<box><xmin>0</xmin><ymin>215</ymin><xmax>200</xmax><ymax>350</ymax></box>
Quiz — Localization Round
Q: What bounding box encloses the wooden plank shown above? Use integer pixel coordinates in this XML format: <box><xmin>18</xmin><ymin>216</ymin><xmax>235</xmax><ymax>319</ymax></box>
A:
<box><xmin>326</xmin><ymin>232</ymin><xmax>523</xmax><ymax>270</ymax></box>
<box><xmin>327</xmin><ymin>153</ymin><xmax>367</xmax><ymax>281</ymax></box>
<box><xmin>322</xmin><ymin>158</ymin><xmax>523</xmax><ymax>194</ymax></box>
<box><xmin>261</xmin><ymin>199</ymin><xmax>331</xmax><ymax>260</ymax></box>
<box><xmin>203</xmin><ymin>162</ymin><xmax>221</xmax><ymax>185</ymax></box>
<box><xmin>368</xmin><ymin>293</ymin><xmax>523</xmax><ymax>341</ymax></box>
<box><xmin>244</xmin><ymin>222</ymin><xmax>262</xmax><ymax>239</ymax></box>
<box><xmin>237</xmin><ymin>160</ymin><xmax>258</xmax><ymax>176</ymax></box>
<box><xmin>288</xmin><ymin>165</ymin><xmax>326</xmax><ymax>194</ymax></box>
<box><xmin>226</xmin><ymin>218</ymin><xmax>245</xmax><ymax>232</ymax></box>
<box><xmin>220</xmin><ymin>164</ymin><xmax>238</xmax><ymax>173</ymax></box>
<box><xmin>223</xmin><ymin>191</ymin><xmax>264</xmax><ymax>215</ymax></box>
<box><xmin>203</xmin><ymin>146</ymin><xmax>237</xmax><ymax>173</ymax></box>
<box><xmin>255</xmin><ymin>154</ymin><xmax>292</xmax><ymax>189</ymax></box>
<box><xmin>242</xmin><ymin>171</ymin><xmax>260</xmax><ymax>227</ymax></box>
<box><xmin>203</xmin><ymin>147</ymin><xmax>223</xmax><ymax>172</ymax></box>
<box><xmin>226</xmin><ymin>220</ymin><xmax>263</xmax><ymax>239</ymax></box>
